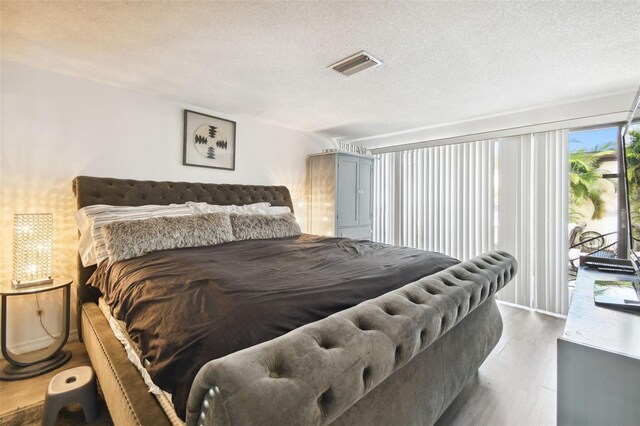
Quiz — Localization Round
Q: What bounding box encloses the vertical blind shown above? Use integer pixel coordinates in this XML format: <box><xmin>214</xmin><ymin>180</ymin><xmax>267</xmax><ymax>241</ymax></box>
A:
<box><xmin>495</xmin><ymin>131</ymin><xmax>569</xmax><ymax>315</ymax></box>
<box><xmin>373</xmin><ymin>140</ymin><xmax>495</xmax><ymax>260</ymax></box>
<box><xmin>373</xmin><ymin>130</ymin><xmax>569</xmax><ymax>315</ymax></box>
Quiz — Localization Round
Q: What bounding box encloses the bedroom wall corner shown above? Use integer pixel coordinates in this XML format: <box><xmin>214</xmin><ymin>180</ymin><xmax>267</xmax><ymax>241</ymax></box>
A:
<box><xmin>0</xmin><ymin>60</ymin><xmax>332</xmax><ymax>352</ymax></box>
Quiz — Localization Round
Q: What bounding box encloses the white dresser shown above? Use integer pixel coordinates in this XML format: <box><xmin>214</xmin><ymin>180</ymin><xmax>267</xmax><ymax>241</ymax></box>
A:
<box><xmin>557</xmin><ymin>267</ymin><xmax>640</xmax><ymax>425</ymax></box>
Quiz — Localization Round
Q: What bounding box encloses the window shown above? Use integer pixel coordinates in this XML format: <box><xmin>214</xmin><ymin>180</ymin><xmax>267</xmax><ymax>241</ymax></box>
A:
<box><xmin>567</xmin><ymin>126</ymin><xmax>620</xmax><ymax>273</ymax></box>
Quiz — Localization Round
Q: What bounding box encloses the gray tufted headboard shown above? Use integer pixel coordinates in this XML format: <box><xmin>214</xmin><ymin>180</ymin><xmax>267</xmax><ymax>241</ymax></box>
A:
<box><xmin>72</xmin><ymin>175</ymin><xmax>294</xmax><ymax>306</ymax></box>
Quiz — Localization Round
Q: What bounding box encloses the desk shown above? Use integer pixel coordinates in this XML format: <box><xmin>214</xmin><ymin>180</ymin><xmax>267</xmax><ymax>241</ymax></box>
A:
<box><xmin>557</xmin><ymin>267</ymin><xmax>640</xmax><ymax>425</ymax></box>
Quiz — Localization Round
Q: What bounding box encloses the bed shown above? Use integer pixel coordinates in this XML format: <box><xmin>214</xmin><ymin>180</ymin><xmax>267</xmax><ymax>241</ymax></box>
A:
<box><xmin>72</xmin><ymin>175</ymin><xmax>517</xmax><ymax>426</ymax></box>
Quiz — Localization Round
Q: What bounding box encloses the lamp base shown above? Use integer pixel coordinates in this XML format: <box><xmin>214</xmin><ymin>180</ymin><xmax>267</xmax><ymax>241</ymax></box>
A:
<box><xmin>1</xmin><ymin>350</ymin><xmax>71</xmax><ymax>381</ymax></box>
<box><xmin>11</xmin><ymin>278</ymin><xmax>54</xmax><ymax>289</ymax></box>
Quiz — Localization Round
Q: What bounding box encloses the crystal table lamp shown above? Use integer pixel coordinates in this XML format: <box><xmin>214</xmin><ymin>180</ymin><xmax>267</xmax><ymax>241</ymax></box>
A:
<box><xmin>12</xmin><ymin>213</ymin><xmax>53</xmax><ymax>288</ymax></box>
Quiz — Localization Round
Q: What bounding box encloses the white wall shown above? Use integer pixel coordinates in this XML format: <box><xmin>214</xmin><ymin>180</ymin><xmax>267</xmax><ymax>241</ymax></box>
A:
<box><xmin>0</xmin><ymin>60</ymin><xmax>331</xmax><ymax>352</ymax></box>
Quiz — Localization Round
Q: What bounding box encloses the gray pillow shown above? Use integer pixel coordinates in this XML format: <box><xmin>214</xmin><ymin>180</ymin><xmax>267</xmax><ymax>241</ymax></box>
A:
<box><xmin>230</xmin><ymin>213</ymin><xmax>301</xmax><ymax>241</ymax></box>
<box><xmin>102</xmin><ymin>213</ymin><xmax>234</xmax><ymax>263</ymax></box>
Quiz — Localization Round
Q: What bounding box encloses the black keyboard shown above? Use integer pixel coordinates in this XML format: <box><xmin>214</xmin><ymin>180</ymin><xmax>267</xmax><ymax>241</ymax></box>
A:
<box><xmin>583</xmin><ymin>260</ymin><xmax>636</xmax><ymax>273</ymax></box>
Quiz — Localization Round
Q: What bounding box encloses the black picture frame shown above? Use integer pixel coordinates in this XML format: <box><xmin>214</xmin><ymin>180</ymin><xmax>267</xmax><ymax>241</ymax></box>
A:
<box><xmin>183</xmin><ymin>109</ymin><xmax>236</xmax><ymax>171</ymax></box>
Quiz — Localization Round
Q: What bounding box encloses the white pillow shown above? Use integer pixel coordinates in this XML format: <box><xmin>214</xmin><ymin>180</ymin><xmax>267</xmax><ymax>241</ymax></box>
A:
<box><xmin>187</xmin><ymin>201</ymin><xmax>271</xmax><ymax>215</ymax></box>
<box><xmin>267</xmin><ymin>206</ymin><xmax>292</xmax><ymax>215</ymax></box>
<box><xmin>75</xmin><ymin>204</ymin><xmax>192</xmax><ymax>266</ymax></box>
<box><xmin>75</xmin><ymin>208</ymin><xmax>96</xmax><ymax>267</ymax></box>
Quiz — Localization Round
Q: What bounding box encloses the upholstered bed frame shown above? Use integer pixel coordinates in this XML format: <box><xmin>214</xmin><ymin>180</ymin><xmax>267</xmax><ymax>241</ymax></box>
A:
<box><xmin>72</xmin><ymin>175</ymin><xmax>517</xmax><ymax>426</ymax></box>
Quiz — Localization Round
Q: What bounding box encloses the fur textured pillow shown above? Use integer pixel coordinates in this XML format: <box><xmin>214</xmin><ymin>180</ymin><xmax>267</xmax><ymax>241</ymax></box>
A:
<box><xmin>102</xmin><ymin>213</ymin><xmax>234</xmax><ymax>263</ymax></box>
<box><xmin>230</xmin><ymin>213</ymin><xmax>301</xmax><ymax>241</ymax></box>
<box><xmin>76</xmin><ymin>203</ymin><xmax>192</xmax><ymax>266</ymax></box>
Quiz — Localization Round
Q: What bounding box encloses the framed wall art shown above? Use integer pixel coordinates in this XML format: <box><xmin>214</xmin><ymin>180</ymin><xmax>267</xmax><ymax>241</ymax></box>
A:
<box><xmin>183</xmin><ymin>109</ymin><xmax>236</xmax><ymax>170</ymax></box>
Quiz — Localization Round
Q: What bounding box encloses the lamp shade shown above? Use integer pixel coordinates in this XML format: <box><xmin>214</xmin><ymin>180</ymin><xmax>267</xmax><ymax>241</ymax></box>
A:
<box><xmin>12</xmin><ymin>213</ymin><xmax>53</xmax><ymax>288</ymax></box>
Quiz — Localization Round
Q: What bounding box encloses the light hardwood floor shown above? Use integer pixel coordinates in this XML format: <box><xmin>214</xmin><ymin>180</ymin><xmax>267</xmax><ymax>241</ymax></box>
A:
<box><xmin>436</xmin><ymin>303</ymin><xmax>566</xmax><ymax>426</ymax></box>
<box><xmin>0</xmin><ymin>340</ymin><xmax>111</xmax><ymax>425</ymax></box>
<box><xmin>0</xmin><ymin>303</ymin><xmax>564</xmax><ymax>425</ymax></box>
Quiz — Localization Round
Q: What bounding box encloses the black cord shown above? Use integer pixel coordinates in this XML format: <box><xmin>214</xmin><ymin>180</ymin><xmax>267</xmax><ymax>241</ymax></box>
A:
<box><xmin>34</xmin><ymin>294</ymin><xmax>56</xmax><ymax>339</ymax></box>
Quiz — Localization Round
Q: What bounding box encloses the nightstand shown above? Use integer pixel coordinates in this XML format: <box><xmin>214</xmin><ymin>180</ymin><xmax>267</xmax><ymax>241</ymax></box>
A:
<box><xmin>1</xmin><ymin>279</ymin><xmax>72</xmax><ymax>381</ymax></box>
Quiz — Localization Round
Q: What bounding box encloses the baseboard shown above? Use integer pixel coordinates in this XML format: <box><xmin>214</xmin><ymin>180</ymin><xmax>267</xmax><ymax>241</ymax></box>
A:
<box><xmin>496</xmin><ymin>300</ymin><xmax>568</xmax><ymax>319</ymax></box>
<box><xmin>1</xmin><ymin>329</ymin><xmax>78</xmax><ymax>359</ymax></box>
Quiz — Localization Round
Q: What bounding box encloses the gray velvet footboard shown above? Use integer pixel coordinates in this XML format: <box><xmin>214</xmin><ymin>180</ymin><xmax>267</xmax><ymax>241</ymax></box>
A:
<box><xmin>186</xmin><ymin>250</ymin><xmax>516</xmax><ymax>426</ymax></box>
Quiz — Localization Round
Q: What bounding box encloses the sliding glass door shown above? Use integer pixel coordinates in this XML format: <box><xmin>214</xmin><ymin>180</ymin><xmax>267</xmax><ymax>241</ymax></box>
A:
<box><xmin>567</xmin><ymin>126</ymin><xmax>620</xmax><ymax>280</ymax></box>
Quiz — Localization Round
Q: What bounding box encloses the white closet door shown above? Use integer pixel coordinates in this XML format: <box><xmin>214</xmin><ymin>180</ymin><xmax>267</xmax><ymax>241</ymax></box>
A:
<box><xmin>337</xmin><ymin>156</ymin><xmax>359</xmax><ymax>227</ymax></box>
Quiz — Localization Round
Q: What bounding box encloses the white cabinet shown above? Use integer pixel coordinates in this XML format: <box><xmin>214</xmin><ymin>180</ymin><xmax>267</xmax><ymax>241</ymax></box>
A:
<box><xmin>309</xmin><ymin>152</ymin><xmax>374</xmax><ymax>239</ymax></box>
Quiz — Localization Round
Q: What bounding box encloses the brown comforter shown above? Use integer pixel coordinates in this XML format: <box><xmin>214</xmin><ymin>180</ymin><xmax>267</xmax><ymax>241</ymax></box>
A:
<box><xmin>89</xmin><ymin>235</ymin><xmax>459</xmax><ymax>419</ymax></box>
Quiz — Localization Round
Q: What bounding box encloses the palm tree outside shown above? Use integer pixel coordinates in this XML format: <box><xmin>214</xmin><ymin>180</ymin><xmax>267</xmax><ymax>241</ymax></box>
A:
<box><xmin>625</xmin><ymin>128</ymin><xmax>640</xmax><ymax>221</ymax></box>
<box><xmin>569</xmin><ymin>142</ymin><xmax>614</xmax><ymax>222</ymax></box>
<box><xmin>625</xmin><ymin>127</ymin><xmax>640</xmax><ymax>251</ymax></box>
<box><xmin>567</xmin><ymin>125</ymin><xmax>639</xmax><ymax>284</ymax></box>
<box><xmin>567</xmin><ymin>128</ymin><xmax>618</xmax><ymax>280</ymax></box>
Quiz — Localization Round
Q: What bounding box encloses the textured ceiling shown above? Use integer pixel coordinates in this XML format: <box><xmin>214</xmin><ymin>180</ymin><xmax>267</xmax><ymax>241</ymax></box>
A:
<box><xmin>2</xmin><ymin>1</ymin><xmax>639</xmax><ymax>140</ymax></box>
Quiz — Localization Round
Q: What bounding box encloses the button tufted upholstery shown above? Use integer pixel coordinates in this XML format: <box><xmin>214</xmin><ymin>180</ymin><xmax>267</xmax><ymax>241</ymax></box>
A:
<box><xmin>72</xmin><ymin>175</ymin><xmax>294</xmax><ymax>304</ymax></box>
<box><xmin>73</xmin><ymin>176</ymin><xmax>293</xmax><ymax>213</ymax></box>
<box><xmin>185</xmin><ymin>250</ymin><xmax>517</xmax><ymax>426</ymax></box>
<box><xmin>72</xmin><ymin>175</ymin><xmax>296</xmax><ymax>346</ymax></box>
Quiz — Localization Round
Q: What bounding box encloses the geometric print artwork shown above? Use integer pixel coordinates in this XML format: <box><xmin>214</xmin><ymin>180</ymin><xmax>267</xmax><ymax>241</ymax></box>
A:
<box><xmin>194</xmin><ymin>124</ymin><xmax>229</xmax><ymax>159</ymax></box>
<box><xmin>183</xmin><ymin>109</ymin><xmax>236</xmax><ymax>170</ymax></box>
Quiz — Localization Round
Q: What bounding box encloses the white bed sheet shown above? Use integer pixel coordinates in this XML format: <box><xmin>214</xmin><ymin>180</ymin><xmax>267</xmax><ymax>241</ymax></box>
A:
<box><xmin>97</xmin><ymin>298</ymin><xmax>184</xmax><ymax>425</ymax></box>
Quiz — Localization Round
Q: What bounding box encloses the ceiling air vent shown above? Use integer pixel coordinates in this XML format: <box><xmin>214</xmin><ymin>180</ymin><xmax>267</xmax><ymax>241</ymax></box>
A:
<box><xmin>329</xmin><ymin>51</ymin><xmax>382</xmax><ymax>76</ymax></box>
